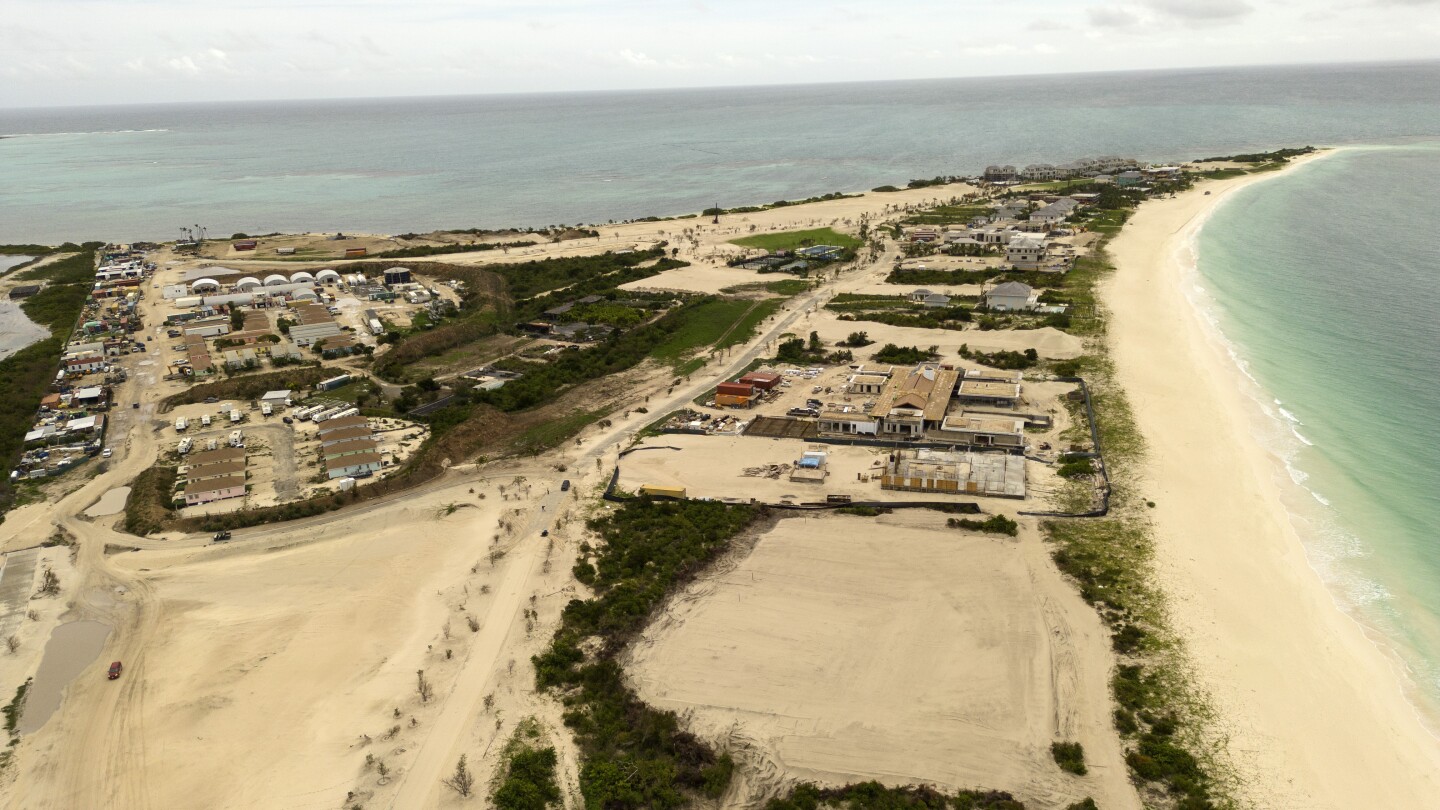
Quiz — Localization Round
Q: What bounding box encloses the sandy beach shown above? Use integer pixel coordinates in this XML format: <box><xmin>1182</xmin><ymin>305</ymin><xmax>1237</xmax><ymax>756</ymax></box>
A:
<box><xmin>1105</xmin><ymin>156</ymin><xmax>1440</xmax><ymax>807</ymax></box>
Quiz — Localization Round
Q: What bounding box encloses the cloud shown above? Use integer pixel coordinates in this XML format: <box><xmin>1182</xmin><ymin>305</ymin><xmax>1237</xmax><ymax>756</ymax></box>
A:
<box><xmin>1087</xmin><ymin>5</ymin><xmax>1141</xmax><ymax>27</ymax></box>
<box><xmin>1144</xmin><ymin>0</ymin><xmax>1253</xmax><ymax>20</ymax></box>
<box><xmin>1027</xmin><ymin>19</ymin><xmax>1068</xmax><ymax>31</ymax></box>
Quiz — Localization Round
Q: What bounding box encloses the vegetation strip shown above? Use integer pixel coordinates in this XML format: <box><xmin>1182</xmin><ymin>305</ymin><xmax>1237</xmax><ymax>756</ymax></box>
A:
<box><xmin>0</xmin><ymin>246</ymin><xmax>100</xmax><ymax>513</ymax></box>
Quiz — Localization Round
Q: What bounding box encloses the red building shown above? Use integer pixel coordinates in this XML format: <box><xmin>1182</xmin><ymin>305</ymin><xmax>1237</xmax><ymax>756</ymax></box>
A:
<box><xmin>739</xmin><ymin>371</ymin><xmax>782</xmax><ymax>391</ymax></box>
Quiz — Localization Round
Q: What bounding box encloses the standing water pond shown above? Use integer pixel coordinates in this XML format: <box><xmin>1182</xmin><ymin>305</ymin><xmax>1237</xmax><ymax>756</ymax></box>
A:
<box><xmin>18</xmin><ymin>620</ymin><xmax>113</xmax><ymax>734</ymax></box>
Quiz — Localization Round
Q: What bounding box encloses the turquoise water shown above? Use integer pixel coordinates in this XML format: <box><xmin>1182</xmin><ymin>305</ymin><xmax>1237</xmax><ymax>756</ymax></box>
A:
<box><xmin>4</xmin><ymin>60</ymin><xmax>1440</xmax><ymax>244</ymax></box>
<box><xmin>1196</xmin><ymin>145</ymin><xmax>1440</xmax><ymax>716</ymax></box>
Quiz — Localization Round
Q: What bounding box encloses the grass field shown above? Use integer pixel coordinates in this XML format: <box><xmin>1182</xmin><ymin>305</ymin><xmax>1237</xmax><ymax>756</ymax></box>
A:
<box><xmin>900</xmin><ymin>204</ymin><xmax>992</xmax><ymax>226</ymax></box>
<box><xmin>728</xmin><ymin>227</ymin><xmax>861</xmax><ymax>252</ymax></box>
<box><xmin>648</xmin><ymin>298</ymin><xmax>785</xmax><ymax>370</ymax></box>
<box><xmin>720</xmin><ymin>278</ymin><xmax>812</xmax><ymax>296</ymax></box>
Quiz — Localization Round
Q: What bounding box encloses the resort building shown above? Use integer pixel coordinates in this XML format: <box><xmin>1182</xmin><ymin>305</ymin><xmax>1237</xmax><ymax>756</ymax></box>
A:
<box><xmin>868</xmin><ymin>365</ymin><xmax>960</xmax><ymax>437</ymax></box>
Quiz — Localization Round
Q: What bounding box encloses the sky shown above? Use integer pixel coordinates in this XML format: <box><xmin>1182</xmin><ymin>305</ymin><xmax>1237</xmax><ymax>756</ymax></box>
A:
<box><xmin>3</xmin><ymin>0</ymin><xmax>1439</xmax><ymax>108</ymax></box>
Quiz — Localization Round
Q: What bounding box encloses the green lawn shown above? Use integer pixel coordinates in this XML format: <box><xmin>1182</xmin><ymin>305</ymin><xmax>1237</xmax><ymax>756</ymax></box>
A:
<box><xmin>900</xmin><ymin>204</ymin><xmax>993</xmax><ymax>226</ymax></box>
<box><xmin>649</xmin><ymin>298</ymin><xmax>784</xmax><ymax>369</ymax></box>
<box><xmin>720</xmin><ymin>278</ymin><xmax>811</xmax><ymax>296</ymax></box>
<box><xmin>728</xmin><ymin>227</ymin><xmax>861</xmax><ymax>252</ymax></box>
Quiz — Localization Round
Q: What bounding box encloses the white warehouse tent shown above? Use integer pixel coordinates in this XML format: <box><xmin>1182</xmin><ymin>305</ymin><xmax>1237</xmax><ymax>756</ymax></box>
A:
<box><xmin>189</xmin><ymin>278</ymin><xmax>221</xmax><ymax>293</ymax></box>
<box><xmin>236</xmin><ymin>276</ymin><xmax>262</xmax><ymax>291</ymax></box>
<box><xmin>263</xmin><ymin>274</ymin><xmax>290</xmax><ymax>286</ymax></box>
<box><xmin>315</xmin><ymin>269</ymin><xmax>342</xmax><ymax>285</ymax></box>
<box><xmin>289</xmin><ymin>271</ymin><xmax>316</xmax><ymax>284</ymax></box>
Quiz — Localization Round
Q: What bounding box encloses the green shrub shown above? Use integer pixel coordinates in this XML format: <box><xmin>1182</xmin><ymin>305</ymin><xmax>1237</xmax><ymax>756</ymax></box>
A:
<box><xmin>946</xmin><ymin>515</ymin><xmax>1019</xmax><ymax>536</ymax></box>
<box><xmin>1051</xmin><ymin>741</ymin><xmax>1087</xmax><ymax>775</ymax></box>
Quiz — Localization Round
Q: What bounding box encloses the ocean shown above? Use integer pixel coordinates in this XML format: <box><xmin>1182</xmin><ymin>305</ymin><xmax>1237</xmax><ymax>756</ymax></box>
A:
<box><xmin>3</xmin><ymin>60</ymin><xmax>1440</xmax><ymax>245</ymax></box>
<box><xmin>3</xmin><ymin>61</ymin><xmax>1440</xmax><ymax>719</ymax></box>
<box><xmin>1194</xmin><ymin>145</ymin><xmax>1440</xmax><ymax>719</ymax></box>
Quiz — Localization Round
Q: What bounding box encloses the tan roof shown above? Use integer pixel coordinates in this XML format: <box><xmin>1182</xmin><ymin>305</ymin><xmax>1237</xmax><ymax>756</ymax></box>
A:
<box><xmin>185</xmin><ymin>447</ymin><xmax>245</xmax><ymax>466</ymax></box>
<box><xmin>322</xmin><ymin>438</ymin><xmax>379</xmax><ymax>458</ymax></box>
<box><xmin>317</xmin><ymin>415</ymin><xmax>368</xmax><ymax>435</ymax></box>
<box><xmin>325</xmin><ymin>452</ymin><xmax>383</xmax><ymax>471</ymax></box>
<box><xmin>184</xmin><ymin>461</ymin><xmax>246</xmax><ymax>480</ymax></box>
<box><xmin>183</xmin><ymin>474</ymin><xmax>247</xmax><ymax>497</ymax></box>
<box><xmin>957</xmin><ymin>380</ymin><xmax>1020</xmax><ymax>400</ymax></box>
<box><xmin>319</xmin><ymin>426</ymin><xmax>374</xmax><ymax>444</ymax></box>
<box><xmin>819</xmin><ymin>410</ymin><xmax>876</xmax><ymax>422</ymax></box>
<box><xmin>962</xmin><ymin>367</ymin><xmax>1024</xmax><ymax>384</ymax></box>
<box><xmin>940</xmin><ymin>413</ymin><xmax>1024</xmax><ymax>435</ymax></box>
<box><xmin>870</xmin><ymin>365</ymin><xmax>959</xmax><ymax>422</ymax></box>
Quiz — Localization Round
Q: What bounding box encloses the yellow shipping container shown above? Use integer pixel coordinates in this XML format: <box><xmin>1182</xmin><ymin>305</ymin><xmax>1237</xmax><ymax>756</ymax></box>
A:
<box><xmin>639</xmin><ymin>484</ymin><xmax>687</xmax><ymax>499</ymax></box>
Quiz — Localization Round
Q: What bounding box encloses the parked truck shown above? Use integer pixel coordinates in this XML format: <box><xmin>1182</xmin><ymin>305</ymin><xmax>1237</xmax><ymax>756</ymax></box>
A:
<box><xmin>174</xmin><ymin>417</ymin><xmax>188</xmax><ymax>432</ymax></box>
<box><xmin>177</xmin><ymin>437</ymin><xmax>193</xmax><ymax>454</ymax></box>
<box><xmin>260</xmin><ymin>402</ymin><xmax>273</xmax><ymax>417</ymax></box>
<box><xmin>229</xmin><ymin>408</ymin><xmax>243</xmax><ymax>424</ymax></box>
<box><xmin>200</xmin><ymin>414</ymin><xmax>212</xmax><ymax>428</ymax></box>
<box><xmin>228</xmin><ymin>430</ymin><xmax>244</xmax><ymax>448</ymax></box>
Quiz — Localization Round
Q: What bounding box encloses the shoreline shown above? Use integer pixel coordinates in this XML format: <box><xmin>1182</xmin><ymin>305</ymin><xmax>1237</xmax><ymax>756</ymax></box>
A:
<box><xmin>1105</xmin><ymin>153</ymin><xmax>1440</xmax><ymax>806</ymax></box>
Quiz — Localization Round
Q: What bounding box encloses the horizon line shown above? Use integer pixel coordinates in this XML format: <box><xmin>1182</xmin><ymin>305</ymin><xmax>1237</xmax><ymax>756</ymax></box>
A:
<box><xmin>4</xmin><ymin>56</ymin><xmax>1438</xmax><ymax>114</ymax></box>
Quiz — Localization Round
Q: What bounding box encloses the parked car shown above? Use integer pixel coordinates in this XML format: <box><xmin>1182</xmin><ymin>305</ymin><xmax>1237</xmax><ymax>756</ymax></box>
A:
<box><xmin>282</xmin><ymin>416</ymin><xmax>293</xmax><ymax>424</ymax></box>
<box><xmin>213</xmin><ymin>530</ymin><xmax>232</xmax><ymax>542</ymax></box>
<box><xmin>204</xmin><ymin>397</ymin><xmax>218</xmax><ymax>404</ymax></box>
<box><xmin>560</xmin><ymin>480</ymin><xmax>571</xmax><ymax>492</ymax></box>
<box><xmin>101</xmin><ymin>448</ymin><xmax>113</xmax><ymax>459</ymax></box>
<box><xmin>107</xmin><ymin>661</ymin><xmax>123</xmax><ymax>680</ymax></box>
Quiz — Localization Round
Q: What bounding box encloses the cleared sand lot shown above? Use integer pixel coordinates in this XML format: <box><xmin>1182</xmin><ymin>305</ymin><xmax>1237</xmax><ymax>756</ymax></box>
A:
<box><xmin>627</xmin><ymin>512</ymin><xmax>1138</xmax><ymax>809</ymax></box>
<box><xmin>804</xmin><ymin>311</ymin><xmax>1084</xmax><ymax>360</ymax></box>
<box><xmin>619</xmin><ymin>260</ymin><xmax>779</xmax><ymax>295</ymax></box>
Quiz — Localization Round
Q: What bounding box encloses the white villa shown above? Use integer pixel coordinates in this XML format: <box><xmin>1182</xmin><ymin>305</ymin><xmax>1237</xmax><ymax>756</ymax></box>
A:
<box><xmin>984</xmin><ymin>281</ymin><xmax>1040</xmax><ymax>312</ymax></box>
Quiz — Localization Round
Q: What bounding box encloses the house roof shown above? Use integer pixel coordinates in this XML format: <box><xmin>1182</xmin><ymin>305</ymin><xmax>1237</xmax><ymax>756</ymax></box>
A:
<box><xmin>870</xmin><ymin>365</ymin><xmax>959</xmax><ymax>423</ymax></box>
<box><xmin>323</xmin><ymin>438</ymin><xmax>379</xmax><ymax>457</ymax></box>
<box><xmin>184</xmin><ymin>474</ymin><xmax>247</xmax><ymax>496</ymax></box>
<box><xmin>326</xmin><ymin>452</ymin><xmax>383</xmax><ymax>471</ymax></box>
<box><xmin>317</xmin><ymin>415</ymin><xmax>369</xmax><ymax>435</ymax></box>
<box><xmin>988</xmin><ymin>281</ymin><xmax>1035</xmax><ymax>297</ymax></box>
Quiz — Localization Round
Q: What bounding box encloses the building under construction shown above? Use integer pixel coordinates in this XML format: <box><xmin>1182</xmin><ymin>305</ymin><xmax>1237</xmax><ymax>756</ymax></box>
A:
<box><xmin>880</xmin><ymin>448</ymin><xmax>1026</xmax><ymax>499</ymax></box>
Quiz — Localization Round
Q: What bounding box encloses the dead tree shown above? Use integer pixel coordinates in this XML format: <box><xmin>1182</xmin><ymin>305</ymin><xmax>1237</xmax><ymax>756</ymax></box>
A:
<box><xmin>441</xmin><ymin>754</ymin><xmax>474</xmax><ymax>797</ymax></box>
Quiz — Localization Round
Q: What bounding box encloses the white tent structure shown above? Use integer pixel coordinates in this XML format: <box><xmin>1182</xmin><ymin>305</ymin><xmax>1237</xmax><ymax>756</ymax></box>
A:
<box><xmin>236</xmin><ymin>276</ymin><xmax>262</xmax><ymax>291</ymax></box>
<box><xmin>289</xmin><ymin>271</ymin><xmax>316</xmax><ymax>284</ymax></box>
<box><xmin>263</xmin><ymin>274</ymin><xmax>290</xmax><ymax>287</ymax></box>
<box><xmin>189</xmin><ymin>278</ymin><xmax>221</xmax><ymax>293</ymax></box>
<box><xmin>315</xmin><ymin>269</ymin><xmax>342</xmax><ymax>285</ymax></box>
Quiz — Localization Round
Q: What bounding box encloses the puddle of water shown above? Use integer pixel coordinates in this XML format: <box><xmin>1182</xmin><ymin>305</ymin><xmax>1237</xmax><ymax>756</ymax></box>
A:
<box><xmin>18</xmin><ymin>620</ymin><xmax>113</xmax><ymax>734</ymax></box>
<box><xmin>85</xmin><ymin>486</ymin><xmax>132</xmax><ymax>517</ymax></box>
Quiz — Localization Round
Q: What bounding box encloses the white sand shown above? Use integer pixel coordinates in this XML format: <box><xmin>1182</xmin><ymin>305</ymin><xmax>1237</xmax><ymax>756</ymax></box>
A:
<box><xmin>628</xmin><ymin>512</ymin><xmax>1140</xmax><ymax>809</ymax></box>
<box><xmin>1105</xmin><ymin>154</ymin><xmax>1440</xmax><ymax>807</ymax></box>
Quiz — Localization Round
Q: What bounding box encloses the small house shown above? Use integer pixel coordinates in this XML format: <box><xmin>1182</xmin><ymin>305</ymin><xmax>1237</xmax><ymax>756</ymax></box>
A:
<box><xmin>983</xmin><ymin>281</ymin><xmax>1039</xmax><ymax>312</ymax></box>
